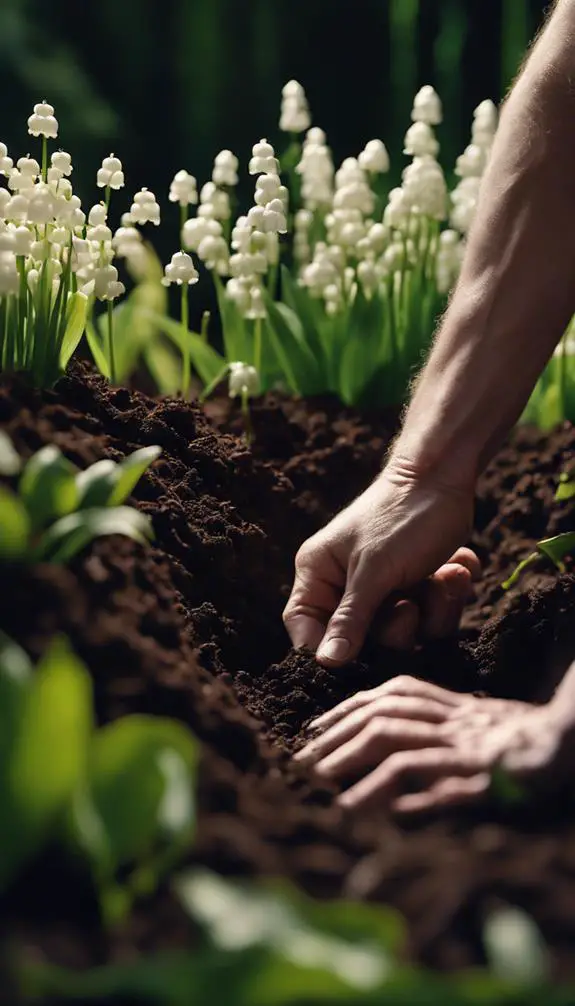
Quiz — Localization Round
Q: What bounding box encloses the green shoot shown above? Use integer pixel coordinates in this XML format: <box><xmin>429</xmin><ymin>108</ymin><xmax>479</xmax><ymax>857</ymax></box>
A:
<box><xmin>0</xmin><ymin>436</ymin><xmax>160</xmax><ymax>565</ymax></box>
<box><xmin>502</xmin><ymin>531</ymin><xmax>575</xmax><ymax>590</ymax></box>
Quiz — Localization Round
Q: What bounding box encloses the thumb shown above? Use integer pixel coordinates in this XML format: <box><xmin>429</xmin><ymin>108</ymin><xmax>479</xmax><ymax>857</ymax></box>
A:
<box><xmin>283</xmin><ymin>539</ymin><xmax>345</xmax><ymax>651</ymax></box>
<box><xmin>316</xmin><ymin>556</ymin><xmax>390</xmax><ymax>666</ymax></box>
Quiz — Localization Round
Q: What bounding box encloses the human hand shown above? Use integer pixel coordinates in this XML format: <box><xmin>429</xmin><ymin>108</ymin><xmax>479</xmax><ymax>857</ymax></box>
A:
<box><xmin>283</xmin><ymin>461</ymin><xmax>478</xmax><ymax>666</ymax></box>
<box><xmin>296</xmin><ymin>676</ymin><xmax>570</xmax><ymax>814</ymax></box>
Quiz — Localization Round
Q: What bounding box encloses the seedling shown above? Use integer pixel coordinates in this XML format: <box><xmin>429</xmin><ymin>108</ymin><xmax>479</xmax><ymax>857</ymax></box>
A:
<box><xmin>0</xmin><ymin>632</ymin><xmax>198</xmax><ymax>928</ymax></box>
<box><xmin>0</xmin><ymin>433</ymin><xmax>159</xmax><ymax>564</ymax></box>
<box><xmin>502</xmin><ymin>532</ymin><xmax>575</xmax><ymax>590</ymax></box>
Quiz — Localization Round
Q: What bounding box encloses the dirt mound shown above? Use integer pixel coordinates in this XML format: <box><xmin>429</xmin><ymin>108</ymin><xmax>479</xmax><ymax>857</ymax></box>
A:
<box><xmin>2</xmin><ymin>363</ymin><xmax>575</xmax><ymax>976</ymax></box>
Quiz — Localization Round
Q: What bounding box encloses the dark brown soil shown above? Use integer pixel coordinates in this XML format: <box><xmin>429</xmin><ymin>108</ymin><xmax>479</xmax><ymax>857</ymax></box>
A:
<box><xmin>2</xmin><ymin>364</ymin><xmax>575</xmax><ymax>983</ymax></box>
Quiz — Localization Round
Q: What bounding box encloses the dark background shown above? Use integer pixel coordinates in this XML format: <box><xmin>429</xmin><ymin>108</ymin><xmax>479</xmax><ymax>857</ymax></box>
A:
<box><xmin>0</xmin><ymin>0</ymin><xmax>552</xmax><ymax>263</ymax></box>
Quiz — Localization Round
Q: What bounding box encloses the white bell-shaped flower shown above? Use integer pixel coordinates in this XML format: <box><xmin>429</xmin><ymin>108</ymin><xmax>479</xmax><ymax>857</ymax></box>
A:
<box><xmin>404</xmin><ymin>122</ymin><xmax>439</xmax><ymax>158</ymax></box>
<box><xmin>88</xmin><ymin>203</ymin><xmax>108</xmax><ymax>227</ymax></box>
<box><xmin>212</xmin><ymin>150</ymin><xmax>239</xmax><ymax>188</ymax></box>
<box><xmin>197</xmin><ymin>235</ymin><xmax>229</xmax><ymax>275</ymax></box>
<box><xmin>280</xmin><ymin>80</ymin><xmax>311</xmax><ymax>133</ymax></box>
<box><xmin>0</xmin><ymin>251</ymin><xmax>18</xmax><ymax>294</ymax></box>
<box><xmin>130</xmin><ymin>188</ymin><xmax>161</xmax><ymax>225</ymax></box>
<box><xmin>169</xmin><ymin>169</ymin><xmax>198</xmax><ymax>207</ymax></box>
<box><xmin>0</xmin><ymin>143</ymin><xmax>13</xmax><ymax>177</ymax></box>
<box><xmin>51</xmin><ymin>150</ymin><xmax>73</xmax><ymax>176</ymax></box>
<box><xmin>455</xmin><ymin>143</ymin><xmax>487</xmax><ymax>178</ymax></box>
<box><xmin>182</xmin><ymin>216</ymin><xmax>222</xmax><ymax>252</ymax></box>
<box><xmin>27</xmin><ymin>101</ymin><xmax>58</xmax><ymax>139</ymax></box>
<box><xmin>384</xmin><ymin>187</ymin><xmax>411</xmax><ymax>230</ymax></box>
<box><xmin>163</xmin><ymin>250</ymin><xmax>199</xmax><ymax>286</ymax></box>
<box><xmin>249</xmin><ymin>139</ymin><xmax>279</xmax><ymax>176</ymax></box>
<box><xmin>96</xmin><ymin>154</ymin><xmax>124</xmax><ymax>190</ymax></box>
<box><xmin>411</xmin><ymin>85</ymin><xmax>442</xmax><ymax>125</ymax></box>
<box><xmin>199</xmin><ymin>181</ymin><xmax>231</xmax><ymax>221</ymax></box>
<box><xmin>225</xmin><ymin>278</ymin><xmax>251</xmax><ymax>315</ymax></box>
<box><xmin>27</xmin><ymin>183</ymin><xmax>55</xmax><ymax>225</ymax></box>
<box><xmin>228</xmin><ymin>361</ymin><xmax>260</xmax><ymax>397</ymax></box>
<box><xmin>245</xmin><ymin>286</ymin><xmax>267</xmax><ymax>320</ymax></box>
<box><xmin>11</xmin><ymin>225</ymin><xmax>34</xmax><ymax>257</ymax></box>
<box><xmin>358</xmin><ymin>139</ymin><xmax>390</xmax><ymax>174</ymax></box>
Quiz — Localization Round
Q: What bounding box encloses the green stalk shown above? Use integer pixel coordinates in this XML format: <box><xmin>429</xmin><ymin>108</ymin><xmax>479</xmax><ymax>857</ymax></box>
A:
<box><xmin>105</xmin><ymin>185</ymin><xmax>111</xmax><ymax>212</ymax></box>
<box><xmin>16</xmin><ymin>256</ymin><xmax>27</xmax><ymax>369</ymax></box>
<box><xmin>107</xmin><ymin>301</ymin><xmax>116</xmax><ymax>384</ymax></box>
<box><xmin>0</xmin><ymin>296</ymin><xmax>7</xmax><ymax>368</ymax></box>
<box><xmin>241</xmin><ymin>387</ymin><xmax>253</xmax><ymax>444</ymax></box>
<box><xmin>200</xmin><ymin>310</ymin><xmax>210</xmax><ymax>343</ymax></box>
<box><xmin>560</xmin><ymin>332</ymin><xmax>568</xmax><ymax>419</ymax></box>
<box><xmin>41</xmin><ymin>136</ymin><xmax>48</xmax><ymax>182</ymax></box>
<box><xmin>180</xmin><ymin>203</ymin><xmax>188</xmax><ymax>241</ymax></box>
<box><xmin>253</xmin><ymin>316</ymin><xmax>262</xmax><ymax>377</ymax></box>
<box><xmin>181</xmin><ymin>283</ymin><xmax>190</xmax><ymax>397</ymax></box>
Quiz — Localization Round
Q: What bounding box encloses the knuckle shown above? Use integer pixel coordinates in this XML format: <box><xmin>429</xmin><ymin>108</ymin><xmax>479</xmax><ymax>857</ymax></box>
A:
<box><xmin>295</xmin><ymin>538</ymin><xmax>318</xmax><ymax>569</ymax></box>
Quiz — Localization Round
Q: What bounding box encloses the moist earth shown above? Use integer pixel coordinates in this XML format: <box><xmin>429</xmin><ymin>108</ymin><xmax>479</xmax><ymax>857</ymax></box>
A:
<box><xmin>2</xmin><ymin>363</ymin><xmax>575</xmax><ymax>981</ymax></box>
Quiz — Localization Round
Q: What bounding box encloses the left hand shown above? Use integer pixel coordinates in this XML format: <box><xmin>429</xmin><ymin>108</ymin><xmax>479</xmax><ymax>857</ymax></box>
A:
<box><xmin>295</xmin><ymin>676</ymin><xmax>570</xmax><ymax>814</ymax></box>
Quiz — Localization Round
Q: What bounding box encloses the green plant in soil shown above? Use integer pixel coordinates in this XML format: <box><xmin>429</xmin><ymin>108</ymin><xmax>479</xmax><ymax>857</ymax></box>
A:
<box><xmin>503</xmin><ymin>472</ymin><xmax>575</xmax><ymax>590</ymax></box>
<box><xmin>0</xmin><ymin>431</ymin><xmax>158</xmax><ymax>564</ymax></box>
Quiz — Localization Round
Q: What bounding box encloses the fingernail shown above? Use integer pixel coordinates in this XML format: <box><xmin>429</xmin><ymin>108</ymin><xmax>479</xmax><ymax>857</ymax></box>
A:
<box><xmin>317</xmin><ymin>637</ymin><xmax>350</xmax><ymax>664</ymax></box>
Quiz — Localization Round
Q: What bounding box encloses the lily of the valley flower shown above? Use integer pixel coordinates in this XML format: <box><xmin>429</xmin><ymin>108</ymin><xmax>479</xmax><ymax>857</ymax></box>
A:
<box><xmin>280</xmin><ymin>80</ymin><xmax>311</xmax><ymax>134</ymax></box>
<box><xmin>163</xmin><ymin>251</ymin><xmax>199</xmax><ymax>286</ymax></box>
<box><xmin>228</xmin><ymin>361</ymin><xmax>260</xmax><ymax>398</ymax></box>
<box><xmin>27</xmin><ymin>101</ymin><xmax>58</xmax><ymax>139</ymax></box>
<box><xmin>169</xmin><ymin>170</ymin><xmax>198</xmax><ymax>207</ymax></box>
<box><xmin>97</xmin><ymin>154</ymin><xmax>125</xmax><ymax>190</ymax></box>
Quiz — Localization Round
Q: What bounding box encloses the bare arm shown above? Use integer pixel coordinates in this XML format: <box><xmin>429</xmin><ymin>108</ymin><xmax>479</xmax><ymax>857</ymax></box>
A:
<box><xmin>392</xmin><ymin>0</ymin><xmax>575</xmax><ymax>490</ymax></box>
<box><xmin>284</xmin><ymin>0</ymin><xmax>575</xmax><ymax>665</ymax></box>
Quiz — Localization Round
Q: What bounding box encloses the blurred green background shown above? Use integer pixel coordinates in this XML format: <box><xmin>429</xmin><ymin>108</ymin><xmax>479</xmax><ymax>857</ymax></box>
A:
<box><xmin>0</xmin><ymin>0</ymin><xmax>548</xmax><ymax>267</ymax></box>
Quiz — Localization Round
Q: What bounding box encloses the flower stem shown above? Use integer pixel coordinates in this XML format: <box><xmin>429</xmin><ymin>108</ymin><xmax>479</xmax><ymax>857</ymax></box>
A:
<box><xmin>201</xmin><ymin>310</ymin><xmax>210</xmax><ymax>343</ymax></box>
<box><xmin>41</xmin><ymin>136</ymin><xmax>48</xmax><ymax>182</ymax></box>
<box><xmin>105</xmin><ymin>185</ymin><xmax>111</xmax><ymax>211</ymax></box>
<box><xmin>180</xmin><ymin>204</ymin><xmax>187</xmax><ymax>241</ymax></box>
<box><xmin>241</xmin><ymin>388</ymin><xmax>253</xmax><ymax>445</ymax></box>
<box><xmin>561</xmin><ymin>331</ymin><xmax>568</xmax><ymax>418</ymax></box>
<box><xmin>254</xmin><ymin>316</ymin><xmax>262</xmax><ymax>377</ymax></box>
<box><xmin>107</xmin><ymin>300</ymin><xmax>116</xmax><ymax>384</ymax></box>
<box><xmin>181</xmin><ymin>283</ymin><xmax>190</xmax><ymax>398</ymax></box>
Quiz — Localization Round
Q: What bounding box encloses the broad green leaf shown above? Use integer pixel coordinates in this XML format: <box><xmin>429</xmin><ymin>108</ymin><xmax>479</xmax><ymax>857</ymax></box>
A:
<box><xmin>280</xmin><ymin>265</ymin><xmax>325</xmax><ymax>365</ymax></box>
<box><xmin>33</xmin><ymin>506</ymin><xmax>154</xmax><ymax>564</ymax></box>
<box><xmin>213</xmin><ymin>273</ymin><xmax>249</xmax><ymax>363</ymax></box>
<box><xmin>0</xmin><ymin>431</ymin><xmax>22</xmax><ymax>476</ymax></box>
<box><xmin>73</xmin><ymin>716</ymin><xmax>198</xmax><ymax>876</ymax></box>
<box><xmin>0</xmin><ymin>487</ymin><xmax>30</xmax><ymax>559</ymax></box>
<box><xmin>19</xmin><ymin>444</ymin><xmax>79</xmax><ymax>530</ymax></box>
<box><xmin>142</xmin><ymin>309</ymin><xmax>225</xmax><ymax>386</ymax></box>
<box><xmin>0</xmin><ymin>633</ymin><xmax>33</xmax><ymax>765</ymax></box>
<box><xmin>85</xmin><ymin>320</ymin><xmax>111</xmax><ymax>379</ymax></box>
<box><xmin>0</xmin><ymin>637</ymin><xmax>92</xmax><ymax>890</ymax></box>
<box><xmin>263</xmin><ymin>296</ymin><xmax>323</xmax><ymax>396</ymax></box>
<box><xmin>176</xmin><ymin>871</ymin><xmax>397</xmax><ymax>994</ymax></box>
<box><xmin>75</xmin><ymin>460</ymin><xmax>118</xmax><ymax>509</ymax></box>
<box><xmin>108</xmin><ymin>445</ymin><xmax>162</xmax><ymax>506</ymax></box>
<box><xmin>144</xmin><ymin>338</ymin><xmax>184</xmax><ymax>396</ymax></box>
<box><xmin>59</xmin><ymin>291</ymin><xmax>89</xmax><ymax>368</ymax></box>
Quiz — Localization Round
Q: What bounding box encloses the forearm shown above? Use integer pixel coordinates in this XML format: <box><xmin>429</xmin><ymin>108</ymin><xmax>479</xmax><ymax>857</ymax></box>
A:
<box><xmin>391</xmin><ymin>0</ymin><xmax>575</xmax><ymax>490</ymax></box>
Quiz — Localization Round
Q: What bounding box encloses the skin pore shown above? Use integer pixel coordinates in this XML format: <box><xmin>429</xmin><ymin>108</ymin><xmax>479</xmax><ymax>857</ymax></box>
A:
<box><xmin>286</xmin><ymin>0</ymin><xmax>575</xmax><ymax>813</ymax></box>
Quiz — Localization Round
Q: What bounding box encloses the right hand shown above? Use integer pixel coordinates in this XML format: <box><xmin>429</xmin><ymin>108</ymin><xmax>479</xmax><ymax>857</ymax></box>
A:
<box><xmin>283</xmin><ymin>460</ymin><xmax>479</xmax><ymax>666</ymax></box>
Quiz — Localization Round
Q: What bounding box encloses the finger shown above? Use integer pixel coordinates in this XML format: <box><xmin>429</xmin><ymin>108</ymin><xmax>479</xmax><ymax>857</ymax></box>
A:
<box><xmin>314</xmin><ymin>719</ymin><xmax>447</xmax><ymax>781</ymax></box>
<box><xmin>448</xmin><ymin>547</ymin><xmax>482</xmax><ymax>581</ymax></box>
<box><xmin>297</xmin><ymin>695</ymin><xmax>450</xmax><ymax>765</ymax></box>
<box><xmin>308</xmin><ymin>676</ymin><xmax>462</xmax><ymax>736</ymax></box>
<box><xmin>316</xmin><ymin>553</ymin><xmax>392</xmax><ymax>666</ymax></box>
<box><xmin>374</xmin><ymin>675</ymin><xmax>464</xmax><ymax>707</ymax></box>
<box><xmin>392</xmin><ymin>772</ymin><xmax>491</xmax><ymax>814</ymax></box>
<box><xmin>420</xmin><ymin>562</ymin><xmax>474</xmax><ymax>639</ymax></box>
<box><xmin>338</xmin><ymin>748</ymin><xmax>480</xmax><ymax>811</ymax></box>
<box><xmin>283</xmin><ymin>541</ymin><xmax>345</xmax><ymax>651</ymax></box>
<box><xmin>379</xmin><ymin>599</ymin><xmax>420</xmax><ymax>650</ymax></box>
<box><xmin>307</xmin><ymin>690</ymin><xmax>375</xmax><ymax>735</ymax></box>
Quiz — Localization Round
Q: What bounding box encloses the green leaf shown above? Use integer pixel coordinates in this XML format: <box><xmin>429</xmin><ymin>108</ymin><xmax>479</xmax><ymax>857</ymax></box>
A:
<box><xmin>0</xmin><ymin>431</ymin><xmax>22</xmax><ymax>476</ymax></box>
<box><xmin>0</xmin><ymin>633</ymin><xmax>33</xmax><ymax>766</ymax></box>
<box><xmin>75</xmin><ymin>459</ymin><xmax>119</xmax><ymax>509</ymax></box>
<box><xmin>213</xmin><ymin>273</ymin><xmax>249</xmax><ymax>363</ymax></box>
<box><xmin>19</xmin><ymin>445</ymin><xmax>79</xmax><ymax>531</ymax></box>
<box><xmin>263</xmin><ymin>295</ymin><xmax>322</xmax><ymax>396</ymax></box>
<box><xmin>85</xmin><ymin>320</ymin><xmax>111</xmax><ymax>379</ymax></box>
<box><xmin>0</xmin><ymin>637</ymin><xmax>92</xmax><ymax>891</ymax></box>
<box><xmin>555</xmin><ymin>474</ymin><xmax>575</xmax><ymax>502</ymax></box>
<box><xmin>503</xmin><ymin>531</ymin><xmax>575</xmax><ymax>590</ymax></box>
<box><xmin>33</xmin><ymin>506</ymin><xmax>154</xmax><ymax>564</ymax></box>
<box><xmin>280</xmin><ymin>265</ymin><xmax>325</xmax><ymax>365</ymax></box>
<box><xmin>108</xmin><ymin>446</ymin><xmax>162</xmax><ymax>506</ymax></box>
<box><xmin>0</xmin><ymin>487</ymin><xmax>30</xmax><ymax>560</ymax></box>
<box><xmin>59</xmin><ymin>291</ymin><xmax>89</xmax><ymax>369</ymax></box>
<box><xmin>176</xmin><ymin>871</ymin><xmax>399</xmax><ymax>994</ymax></box>
<box><xmin>142</xmin><ymin>309</ymin><xmax>225</xmax><ymax>386</ymax></box>
<box><xmin>73</xmin><ymin>716</ymin><xmax>198</xmax><ymax>876</ymax></box>
<box><xmin>144</xmin><ymin>338</ymin><xmax>184</xmax><ymax>396</ymax></box>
